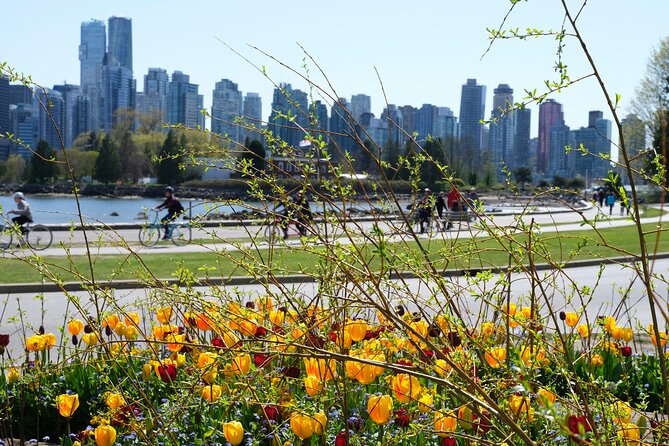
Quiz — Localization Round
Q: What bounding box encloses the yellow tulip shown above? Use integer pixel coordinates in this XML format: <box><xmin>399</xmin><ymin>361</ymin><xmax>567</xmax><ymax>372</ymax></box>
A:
<box><xmin>537</xmin><ymin>388</ymin><xmax>556</xmax><ymax>407</ymax></box>
<box><xmin>481</xmin><ymin>322</ymin><xmax>495</xmax><ymax>338</ymax></box>
<box><xmin>603</xmin><ymin>316</ymin><xmax>616</xmax><ymax>333</ymax></box>
<box><xmin>434</xmin><ymin>359</ymin><xmax>451</xmax><ymax>376</ymax></box>
<box><xmin>104</xmin><ymin>314</ymin><xmax>120</xmax><ymax>330</ymax></box>
<box><xmin>591</xmin><ymin>354</ymin><xmax>604</xmax><ymax>367</ymax></box>
<box><xmin>202</xmin><ymin>369</ymin><xmax>218</xmax><ymax>385</ymax></box>
<box><xmin>612</xmin><ymin>400</ymin><xmax>633</xmax><ymax>424</ymax></box>
<box><xmin>392</xmin><ymin>373</ymin><xmax>421</xmax><ymax>404</ymax></box>
<box><xmin>367</xmin><ymin>394</ymin><xmax>393</xmax><ymax>424</ymax></box>
<box><xmin>123</xmin><ymin>325</ymin><xmax>139</xmax><ymax>340</ymax></box>
<box><xmin>290</xmin><ymin>413</ymin><xmax>315</xmax><ymax>440</ymax></box>
<box><xmin>577</xmin><ymin>324</ymin><xmax>590</xmax><ymax>337</ymax></box>
<box><xmin>409</xmin><ymin>320</ymin><xmax>429</xmax><ymax>342</ymax></box>
<box><xmin>617</xmin><ymin>422</ymin><xmax>640</xmax><ymax>444</ymax></box>
<box><xmin>26</xmin><ymin>334</ymin><xmax>46</xmax><ymax>351</ymax></box>
<box><xmin>223</xmin><ymin>420</ymin><xmax>244</xmax><ymax>445</ymax></box>
<box><xmin>44</xmin><ymin>333</ymin><xmax>57</xmax><ymax>349</ymax></box>
<box><xmin>312</xmin><ymin>411</ymin><xmax>327</xmax><ymax>435</ymax></box>
<box><xmin>105</xmin><ymin>393</ymin><xmax>125</xmax><ymax>410</ymax></box>
<box><xmin>68</xmin><ymin>319</ymin><xmax>85</xmax><ymax>336</ymax></box>
<box><xmin>202</xmin><ymin>384</ymin><xmax>223</xmax><ymax>403</ymax></box>
<box><xmin>232</xmin><ymin>353</ymin><xmax>251</xmax><ymax>375</ymax></box>
<box><xmin>611</xmin><ymin>326</ymin><xmax>624</xmax><ymax>340</ymax></box>
<box><xmin>503</xmin><ymin>302</ymin><xmax>517</xmax><ymax>316</ymax></box>
<box><xmin>94</xmin><ymin>424</ymin><xmax>117</xmax><ymax>446</ymax></box>
<box><xmin>156</xmin><ymin>307</ymin><xmax>173</xmax><ymax>324</ymax></box>
<box><xmin>458</xmin><ymin>405</ymin><xmax>473</xmax><ymax>430</ymax></box>
<box><xmin>520</xmin><ymin>306</ymin><xmax>533</xmax><ymax>319</ymax></box>
<box><xmin>141</xmin><ymin>363</ymin><xmax>153</xmax><ymax>381</ymax></box>
<box><xmin>82</xmin><ymin>332</ymin><xmax>99</xmax><ymax>346</ymax></box>
<box><xmin>434</xmin><ymin>410</ymin><xmax>457</xmax><ymax>437</ymax></box>
<box><xmin>165</xmin><ymin>333</ymin><xmax>185</xmax><ymax>353</ymax></box>
<box><xmin>509</xmin><ymin>395</ymin><xmax>531</xmax><ymax>418</ymax></box>
<box><xmin>345</xmin><ymin>319</ymin><xmax>368</xmax><ymax>342</ymax></box>
<box><xmin>304</xmin><ymin>375</ymin><xmax>323</xmax><ymax>396</ymax></box>
<box><xmin>269</xmin><ymin>310</ymin><xmax>286</xmax><ymax>326</ymax></box>
<box><xmin>649</xmin><ymin>324</ymin><xmax>667</xmax><ymax>347</ymax></box>
<box><xmin>484</xmin><ymin>347</ymin><xmax>507</xmax><ymax>368</ymax></box>
<box><xmin>7</xmin><ymin>367</ymin><xmax>19</xmax><ymax>384</ymax></box>
<box><xmin>56</xmin><ymin>393</ymin><xmax>80</xmax><ymax>418</ymax></box>
<box><xmin>564</xmin><ymin>312</ymin><xmax>579</xmax><ymax>327</ymax></box>
<box><xmin>621</xmin><ymin>328</ymin><xmax>634</xmax><ymax>342</ymax></box>
<box><xmin>418</xmin><ymin>393</ymin><xmax>434</xmax><ymax>413</ymax></box>
<box><xmin>197</xmin><ymin>352</ymin><xmax>218</xmax><ymax>369</ymax></box>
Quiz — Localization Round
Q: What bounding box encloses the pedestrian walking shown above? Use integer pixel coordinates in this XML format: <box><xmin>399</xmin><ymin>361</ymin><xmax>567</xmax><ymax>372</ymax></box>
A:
<box><xmin>605</xmin><ymin>191</ymin><xmax>615</xmax><ymax>216</ymax></box>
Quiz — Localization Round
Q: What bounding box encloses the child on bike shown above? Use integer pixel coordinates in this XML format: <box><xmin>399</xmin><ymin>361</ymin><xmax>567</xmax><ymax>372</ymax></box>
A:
<box><xmin>8</xmin><ymin>192</ymin><xmax>33</xmax><ymax>233</ymax></box>
<box><xmin>152</xmin><ymin>187</ymin><xmax>184</xmax><ymax>240</ymax></box>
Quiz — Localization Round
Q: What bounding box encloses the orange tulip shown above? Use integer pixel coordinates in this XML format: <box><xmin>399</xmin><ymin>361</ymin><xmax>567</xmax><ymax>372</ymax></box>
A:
<box><xmin>232</xmin><ymin>353</ymin><xmax>251</xmax><ymax>375</ymax></box>
<box><xmin>290</xmin><ymin>413</ymin><xmax>315</xmax><ymax>440</ymax></box>
<box><xmin>202</xmin><ymin>384</ymin><xmax>223</xmax><ymax>403</ymax></box>
<box><xmin>94</xmin><ymin>424</ymin><xmax>117</xmax><ymax>446</ymax></box>
<box><xmin>434</xmin><ymin>410</ymin><xmax>457</xmax><ymax>437</ymax></box>
<box><xmin>392</xmin><ymin>373</ymin><xmax>421</xmax><ymax>403</ymax></box>
<box><xmin>577</xmin><ymin>324</ymin><xmax>590</xmax><ymax>337</ymax></box>
<box><xmin>304</xmin><ymin>358</ymin><xmax>335</xmax><ymax>381</ymax></box>
<box><xmin>345</xmin><ymin>319</ymin><xmax>368</xmax><ymax>342</ymax></box>
<box><xmin>564</xmin><ymin>312</ymin><xmax>579</xmax><ymax>327</ymax></box>
<box><xmin>304</xmin><ymin>375</ymin><xmax>323</xmax><ymax>396</ymax></box>
<box><xmin>537</xmin><ymin>388</ymin><xmax>556</xmax><ymax>407</ymax></box>
<box><xmin>68</xmin><ymin>319</ymin><xmax>85</xmax><ymax>336</ymax></box>
<box><xmin>484</xmin><ymin>347</ymin><xmax>506</xmax><ymax>368</ymax></box>
<box><xmin>105</xmin><ymin>393</ymin><xmax>125</xmax><ymax>410</ymax></box>
<box><xmin>156</xmin><ymin>307</ymin><xmax>173</xmax><ymax>324</ymax></box>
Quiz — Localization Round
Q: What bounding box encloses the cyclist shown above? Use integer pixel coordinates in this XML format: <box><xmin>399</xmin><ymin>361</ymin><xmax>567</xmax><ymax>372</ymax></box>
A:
<box><xmin>152</xmin><ymin>187</ymin><xmax>184</xmax><ymax>240</ymax></box>
<box><xmin>293</xmin><ymin>191</ymin><xmax>313</xmax><ymax>237</ymax></box>
<box><xmin>8</xmin><ymin>192</ymin><xmax>33</xmax><ymax>233</ymax></box>
<box><xmin>417</xmin><ymin>188</ymin><xmax>433</xmax><ymax>233</ymax></box>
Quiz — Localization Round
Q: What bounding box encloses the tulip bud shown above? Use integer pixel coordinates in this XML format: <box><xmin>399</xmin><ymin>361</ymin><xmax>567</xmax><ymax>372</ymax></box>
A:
<box><xmin>39</xmin><ymin>325</ymin><xmax>45</xmax><ymax>335</ymax></box>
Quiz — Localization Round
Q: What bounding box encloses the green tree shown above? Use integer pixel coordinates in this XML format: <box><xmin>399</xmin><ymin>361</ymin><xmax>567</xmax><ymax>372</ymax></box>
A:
<box><xmin>1</xmin><ymin>154</ymin><xmax>27</xmax><ymax>183</ymax></box>
<box><xmin>58</xmin><ymin>148</ymin><xmax>98</xmax><ymax>180</ymax></box>
<box><xmin>513</xmin><ymin>166</ymin><xmax>533</xmax><ymax>190</ymax></box>
<box><xmin>239</xmin><ymin>139</ymin><xmax>265</xmax><ymax>176</ymax></box>
<box><xmin>93</xmin><ymin>134</ymin><xmax>122</xmax><ymax>184</ymax></box>
<box><xmin>420</xmin><ymin>138</ymin><xmax>446</xmax><ymax>187</ymax></box>
<box><xmin>156</xmin><ymin>130</ymin><xmax>184</xmax><ymax>185</ymax></box>
<box><xmin>30</xmin><ymin>140</ymin><xmax>59</xmax><ymax>183</ymax></box>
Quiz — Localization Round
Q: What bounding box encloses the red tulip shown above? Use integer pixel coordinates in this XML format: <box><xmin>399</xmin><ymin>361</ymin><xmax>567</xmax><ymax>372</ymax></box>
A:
<box><xmin>335</xmin><ymin>431</ymin><xmax>347</xmax><ymax>446</ymax></box>
<box><xmin>158</xmin><ymin>364</ymin><xmax>177</xmax><ymax>383</ymax></box>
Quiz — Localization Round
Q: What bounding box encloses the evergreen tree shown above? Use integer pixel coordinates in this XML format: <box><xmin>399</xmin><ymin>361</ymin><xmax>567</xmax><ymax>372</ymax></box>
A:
<box><xmin>93</xmin><ymin>134</ymin><xmax>122</xmax><ymax>184</ymax></box>
<box><xmin>30</xmin><ymin>140</ymin><xmax>59</xmax><ymax>183</ymax></box>
<box><xmin>156</xmin><ymin>130</ymin><xmax>184</xmax><ymax>185</ymax></box>
<box><xmin>239</xmin><ymin>139</ymin><xmax>266</xmax><ymax>176</ymax></box>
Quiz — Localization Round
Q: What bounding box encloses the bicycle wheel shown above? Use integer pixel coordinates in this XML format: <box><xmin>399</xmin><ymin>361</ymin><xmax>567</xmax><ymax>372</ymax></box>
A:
<box><xmin>139</xmin><ymin>226</ymin><xmax>161</xmax><ymax>247</ymax></box>
<box><xmin>264</xmin><ymin>224</ymin><xmax>280</xmax><ymax>243</ymax></box>
<box><xmin>0</xmin><ymin>225</ymin><xmax>12</xmax><ymax>250</ymax></box>
<box><xmin>171</xmin><ymin>223</ymin><xmax>192</xmax><ymax>246</ymax></box>
<box><xmin>27</xmin><ymin>225</ymin><xmax>53</xmax><ymax>250</ymax></box>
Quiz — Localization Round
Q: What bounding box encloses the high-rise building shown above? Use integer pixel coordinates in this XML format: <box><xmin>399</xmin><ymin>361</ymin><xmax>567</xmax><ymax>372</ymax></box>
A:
<box><xmin>8</xmin><ymin>84</ymin><xmax>32</xmax><ymax>106</ymax></box>
<box><xmin>350</xmin><ymin>94</ymin><xmax>371</xmax><ymax>122</ymax></box>
<box><xmin>572</xmin><ymin>111</ymin><xmax>612</xmax><ymax>183</ymax></box>
<box><xmin>137</xmin><ymin>68</ymin><xmax>169</xmax><ymax>122</ymax></box>
<box><xmin>417</xmin><ymin>104</ymin><xmax>437</xmax><ymax>141</ymax></box>
<box><xmin>100</xmin><ymin>54</ymin><xmax>136</xmax><ymax>132</ymax></box>
<box><xmin>435</xmin><ymin>107</ymin><xmax>458</xmax><ymax>141</ymax></box>
<box><xmin>398</xmin><ymin>105</ymin><xmax>418</xmax><ymax>140</ymax></box>
<box><xmin>513</xmin><ymin>107</ymin><xmax>532</xmax><ymax>172</ymax></box>
<box><xmin>537</xmin><ymin>99</ymin><xmax>563</xmax><ymax>175</ymax></box>
<box><xmin>329</xmin><ymin>98</ymin><xmax>354</xmax><ymax>154</ymax></box>
<box><xmin>268</xmin><ymin>83</ymin><xmax>309</xmax><ymax>148</ymax></box>
<box><xmin>107</xmin><ymin>17</ymin><xmax>132</xmax><ymax>71</ymax></box>
<box><xmin>309</xmin><ymin>100</ymin><xmax>328</xmax><ymax>142</ymax></box>
<box><xmin>0</xmin><ymin>76</ymin><xmax>9</xmax><ymax>137</ymax></box>
<box><xmin>548</xmin><ymin>122</ymin><xmax>575</xmax><ymax>178</ymax></box>
<box><xmin>459</xmin><ymin>79</ymin><xmax>486</xmax><ymax>153</ymax></box>
<box><xmin>166</xmin><ymin>71</ymin><xmax>205</xmax><ymax>129</ymax></box>
<box><xmin>241</xmin><ymin>92</ymin><xmax>263</xmax><ymax>142</ymax></box>
<box><xmin>9</xmin><ymin>103</ymin><xmax>38</xmax><ymax>158</ymax></box>
<box><xmin>489</xmin><ymin>84</ymin><xmax>516</xmax><ymax>179</ymax></box>
<box><xmin>34</xmin><ymin>88</ymin><xmax>65</xmax><ymax>149</ymax></box>
<box><xmin>79</xmin><ymin>20</ymin><xmax>106</xmax><ymax>91</ymax></box>
<box><xmin>211</xmin><ymin>79</ymin><xmax>243</xmax><ymax>143</ymax></box>
<box><xmin>381</xmin><ymin>105</ymin><xmax>404</xmax><ymax>146</ymax></box>
<box><xmin>53</xmin><ymin>83</ymin><xmax>82</xmax><ymax>147</ymax></box>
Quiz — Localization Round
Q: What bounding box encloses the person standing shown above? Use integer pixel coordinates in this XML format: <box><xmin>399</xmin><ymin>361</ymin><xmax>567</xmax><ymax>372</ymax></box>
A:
<box><xmin>435</xmin><ymin>191</ymin><xmax>446</xmax><ymax>219</ymax></box>
<box><xmin>598</xmin><ymin>191</ymin><xmax>605</xmax><ymax>208</ymax></box>
<box><xmin>152</xmin><ymin>187</ymin><xmax>184</xmax><ymax>239</ymax></box>
<box><xmin>8</xmin><ymin>192</ymin><xmax>33</xmax><ymax>232</ymax></box>
<box><xmin>417</xmin><ymin>188</ymin><xmax>433</xmax><ymax>234</ymax></box>
<box><xmin>605</xmin><ymin>191</ymin><xmax>616</xmax><ymax>216</ymax></box>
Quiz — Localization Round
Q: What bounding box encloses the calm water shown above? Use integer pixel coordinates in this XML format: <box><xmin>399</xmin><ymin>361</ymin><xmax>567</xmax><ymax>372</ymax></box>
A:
<box><xmin>0</xmin><ymin>195</ymin><xmax>400</xmax><ymax>224</ymax></box>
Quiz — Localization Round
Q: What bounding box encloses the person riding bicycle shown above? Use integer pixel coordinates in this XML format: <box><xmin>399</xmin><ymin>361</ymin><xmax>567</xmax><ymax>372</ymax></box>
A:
<box><xmin>8</xmin><ymin>192</ymin><xmax>33</xmax><ymax>233</ymax></box>
<box><xmin>417</xmin><ymin>188</ymin><xmax>433</xmax><ymax>234</ymax></box>
<box><xmin>293</xmin><ymin>191</ymin><xmax>313</xmax><ymax>237</ymax></box>
<box><xmin>152</xmin><ymin>187</ymin><xmax>184</xmax><ymax>240</ymax></box>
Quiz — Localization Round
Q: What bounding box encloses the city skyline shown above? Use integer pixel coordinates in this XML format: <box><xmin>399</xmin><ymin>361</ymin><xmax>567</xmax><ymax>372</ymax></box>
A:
<box><xmin>2</xmin><ymin>1</ymin><xmax>668</xmax><ymax>138</ymax></box>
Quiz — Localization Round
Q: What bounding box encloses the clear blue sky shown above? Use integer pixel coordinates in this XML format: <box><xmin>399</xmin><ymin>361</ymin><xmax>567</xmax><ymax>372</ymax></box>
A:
<box><xmin>1</xmin><ymin>1</ymin><xmax>667</xmax><ymax>137</ymax></box>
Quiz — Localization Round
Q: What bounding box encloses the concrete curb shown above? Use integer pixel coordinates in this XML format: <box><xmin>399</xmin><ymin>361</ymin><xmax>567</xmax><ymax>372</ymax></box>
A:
<box><xmin>2</xmin><ymin>251</ymin><xmax>665</xmax><ymax>294</ymax></box>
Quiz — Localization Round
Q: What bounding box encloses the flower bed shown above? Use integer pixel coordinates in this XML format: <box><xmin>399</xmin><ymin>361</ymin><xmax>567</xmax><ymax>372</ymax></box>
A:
<box><xmin>1</xmin><ymin>297</ymin><xmax>667</xmax><ymax>445</ymax></box>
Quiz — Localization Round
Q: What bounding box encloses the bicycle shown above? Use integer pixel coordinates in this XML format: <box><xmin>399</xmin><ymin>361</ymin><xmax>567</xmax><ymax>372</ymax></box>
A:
<box><xmin>262</xmin><ymin>214</ymin><xmax>317</xmax><ymax>243</ymax></box>
<box><xmin>0</xmin><ymin>214</ymin><xmax>53</xmax><ymax>251</ymax></box>
<box><xmin>138</xmin><ymin>211</ymin><xmax>192</xmax><ymax>247</ymax></box>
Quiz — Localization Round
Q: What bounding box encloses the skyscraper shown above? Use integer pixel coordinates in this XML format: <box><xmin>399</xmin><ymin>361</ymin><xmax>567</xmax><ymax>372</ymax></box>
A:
<box><xmin>435</xmin><ymin>107</ymin><xmax>458</xmax><ymax>141</ymax></box>
<box><xmin>381</xmin><ymin>105</ymin><xmax>404</xmax><ymax>146</ymax></box>
<box><xmin>100</xmin><ymin>54</ymin><xmax>136</xmax><ymax>132</ymax></box>
<box><xmin>329</xmin><ymin>98</ymin><xmax>354</xmax><ymax>154</ymax></box>
<box><xmin>107</xmin><ymin>17</ymin><xmax>133</xmax><ymax>71</ymax></box>
<box><xmin>268</xmin><ymin>83</ymin><xmax>309</xmax><ymax>148</ymax></box>
<box><xmin>572</xmin><ymin>111</ymin><xmax>612</xmax><ymax>182</ymax></box>
<box><xmin>166</xmin><ymin>71</ymin><xmax>205</xmax><ymax>129</ymax></box>
<box><xmin>34</xmin><ymin>88</ymin><xmax>65</xmax><ymax>149</ymax></box>
<box><xmin>0</xmin><ymin>76</ymin><xmax>9</xmax><ymax>137</ymax></box>
<box><xmin>350</xmin><ymin>94</ymin><xmax>371</xmax><ymax>122</ymax></box>
<box><xmin>137</xmin><ymin>68</ymin><xmax>169</xmax><ymax>121</ymax></box>
<box><xmin>398</xmin><ymin>105</ymin><xmax>418</xmax><ymax>140</ymax></box>
<box><xmin>417</xmin><ymin>104</ymin><xmax>438</xmax><ymax>141</ymax></box>
<box><xmin>53</xmin><ymin>83</ymin><xmax>82</xmax><ymax>147</ymax></box>
<box><xmin>620</xmin><ymin>114</ymin><xmax>646</xmax><ymax>183</ymax></box>
<box><xmin>309</xmin><ymin>100</ymin><xmax>328</xmax><ymax>142</ymax></box>
<box><xmin>79</xmin><ymin>19</ymin><xmax>106</xmax><ymax>132</ymax></box>
<box><xmin>537</xmin><ymin>99</ymin><xmax>563</xmax><ymax>175</ymax></box>
<box><xmin>548</xmin><ymin>122</ymin><xmax>575</xmax><ymax>178</ymax></box>
<box><xmin>79</xmin><ymin>20</ymin><xmax>106</xmax><ymax>91</ymax></box>
<box><xmin>459</xmin><ymin>79</ymin><xmax>486</xmax><ymax>153</ymax></box>
<box><xmin>513</xmin><ymin>107</ymin><xmax>532</xmax><ymax>172</ymax></box>
<box><xmin>9</xmin><ymin>103</ymin><xmax>37</xmax><ymax>158</ymax></box>
<box><xmin>211</xmin><ymin>79</ymin><xmax>243</xmax><ymax>143</ymax></box>
<box><xmin>242</xmin><ymin>92</ymin><xmax>263</xmax><ymax>142</ymax></box>
<box><xmin>489</xmin><ymin>84</ymin><xmax>516</xmax><ymax>179</ymax></box>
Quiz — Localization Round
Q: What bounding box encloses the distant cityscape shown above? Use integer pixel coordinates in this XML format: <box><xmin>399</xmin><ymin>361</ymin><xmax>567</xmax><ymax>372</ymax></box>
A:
<box><xmin>0</xmin><ymin>16</ymin><xmax>646</xmax><ymax>185</ymax></box>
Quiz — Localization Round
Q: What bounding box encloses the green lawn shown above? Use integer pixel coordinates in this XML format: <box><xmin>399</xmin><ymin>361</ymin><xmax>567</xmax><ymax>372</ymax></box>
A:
<box><xmin>2</xmin><ymin>222</ymin><xmax>668</xmax><ymax>284</ymax></box>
